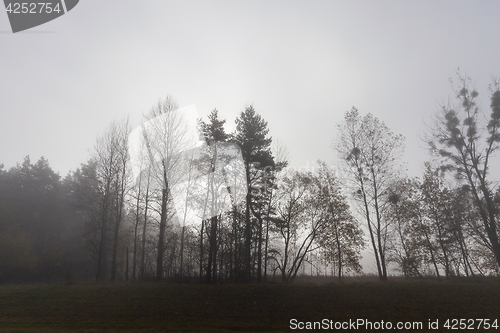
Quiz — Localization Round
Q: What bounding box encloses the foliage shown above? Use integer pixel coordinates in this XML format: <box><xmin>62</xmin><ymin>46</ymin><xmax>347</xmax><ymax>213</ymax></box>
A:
<box><xmin>231</xmin><ymin>105</ymin><xmax>275</xmax><ymax>282</ymax></box>
<box><xmin>427</xmin><ymin>73</ymin><xmax>500</xmax><ymax>269</ymax></box>
<box><xmin>314</xmin><ymin>162</ymin><xmax>364</xmax><ymax>278</ymax></box>
<box><xmin>270</xmin><ymin>162</ymin><xmax>363</xmax><ymax>281</ymax></box>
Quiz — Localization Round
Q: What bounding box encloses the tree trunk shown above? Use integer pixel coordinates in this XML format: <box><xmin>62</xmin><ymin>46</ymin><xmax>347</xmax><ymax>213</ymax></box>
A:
<box><xmin>371</xmin><ymin>171</ymin><xmax>387</xmax><ymax>281</ymax></box>
<box><xmin>422</xmin><ymin>224</ymin><xmax>441</xmax><ymax>281</ymax></box>
<box><xmin>206</xmin><ymin>216</ymin><xmax>218</xmax><ymax>283</ymax></box>
<box><xmin>110</xmin><ymin>214</ymin><xmax>120</xmax><ymax>281</ymax></box>
<box><xmin>335</xmin><ymin>223</ymin><xmax>342</xmax><ymax>281</ymax></box>
<box><xmin>212</xmin><ymin>217</ymin><xmax>218</xmax><ymax>283</ymax></box>
<box><xmin>133</xmin><ymin>222</ymin><xmax>138</xmax><ymax>280</ymax></box>
<box><xmin>199</xmin><ymin>219</ymin><xmax>204</xmax><ymax>283</ymax></box>
<box><xmin>133</xmin><ymin>178</ymin><xmax>142</xmax><ymax>280</ymax></box>
<box><xmin>156</xmin><ymin>187</ymin><xmax>168</xmax><ymax>282</ymax></box>
<box><xmin>179</xmin><ymin>225</ymin><xmax>185</xmax><ymax>278</ymax></box>
<box><xmin>264</xmin><ymin>213</ymin><xmax>270</xmax><ymax>282</ymax></box>
<box><xmin>360</xmin><ymin>184</ymin><xmax>383</xmax><ymax>280</ymax></box>
<box><xmin>125</xmin><ymin>247</ymin><xmax>129</xmax><ymax>281</ymax></box>
<box><xmin>245</xmin><ymin>190</ymin><xmax>251</xmax><ymax>282</ymax></box>
<box><xmin>96</xmin><ymin>194</ymin><xmax>110</xmax><ymax>281</ymax></box>
<box><xmin>257</xmin><ymin>215</ymin><xmax>263</xmax><ymax>282</ymax></box>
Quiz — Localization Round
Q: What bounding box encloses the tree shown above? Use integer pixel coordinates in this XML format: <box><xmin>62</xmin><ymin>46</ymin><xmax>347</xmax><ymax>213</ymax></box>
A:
<box><xmin>198</xmin><ymin>109</ymin><xmax>229</xmax><ymax>283</ymax></box>
<box><xmin>426</xmin><ymin>73</ymin><xmax>500</xmax><ymax>269</ymax></box>
<box><xmin>0</xmin><ymin>157</ymin><xmax>64</xmax><ymax>282</ymax></box>
<box><xmin>91</xmin><ymin>131</ymin><xmax>117</xmax><ymax>281</ymax></box>
<box><xmin>69</xmin><ymin>118</ymin><xmax>132</xmax><ymax>281</ymax></box>
<box><xmin>89</xmin><ymin>119</ymin><xmax>131</xmax><ymax>281</ymax></box>
<box><xmin>196</xmin><ymin>109</ymin><xmax>247</xmax><ymax>283</ymax></box>
<box><xmin>262</xmin><ymin>141</ymin><xmax>289</xmax><ymax>282</ymax></box>
<box><xmin>129</xmin><ymin>159</ymin><xmax>154</xmax><ymax>280</ymax></box>
<box><xmin>336</xmin><ymin>107</ymin><xmax>405</xmax><ymax>280</ymax></box>
<box><xmin>421</xmin><ymin>163</ymin><xmax>490</xmax><ymax>277</ymax></box>
<box><xmin>232</xmin><ymin>105</ymin><xmax>274</xmax><ymax>282</ymax></box>
<box><xmin>108</xmin><ymin>119</ymin><xmax>130</xmax><ymax>281</ymax></box>
<box><xmin>386</xmin><ymin>178</ymin><xmax>426</xmax><ymax>278</ymax></box>
<box><xmin>135</xmin><ymin>96</ymin><xmax>197</xmax><ymax>281</ymax></box>
<box><xmin>269</xmin><ymin>164</ymin><xmax>360</xmax><ymax>282</ymax></box>
<box><xmin>70</xmin><ymin>160</ymin><xmax>103</xmax><ymax>279</ymax></box>
<box><xmin>314</xmin><ymin>162</ymin><xmax>364</xmax><ymax>280</ymax></box>
<box><xmin>271</xmin><ymin>171</ymin><xmax>315</xmax><ymax>282</ymax></box>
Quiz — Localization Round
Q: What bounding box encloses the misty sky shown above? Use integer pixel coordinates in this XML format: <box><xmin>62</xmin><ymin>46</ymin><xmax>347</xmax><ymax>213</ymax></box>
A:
<box><xmin>2</xmin><ymin>1</ymin><xmax>500</xmax><ymax>275</ymax></box>
<box><xmin>2</xmin><ymin>1</ymin><xmax>500</xmax><ymax>178</ymax></box>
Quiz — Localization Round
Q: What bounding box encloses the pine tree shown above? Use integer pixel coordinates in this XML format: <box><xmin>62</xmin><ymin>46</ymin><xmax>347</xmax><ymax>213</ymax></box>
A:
<box><xmin>232</xmin><ymin>105</ymin><xmax>274</xmax><ymax>282</ymax></box>
<box><xmin>198</xmin><ymin>109</ymin><xmax>229</xmax><ymax>283</ymax></box>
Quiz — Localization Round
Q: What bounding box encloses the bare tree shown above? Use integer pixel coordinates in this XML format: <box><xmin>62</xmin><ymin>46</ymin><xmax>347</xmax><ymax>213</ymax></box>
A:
<box><xmin>73</xmin><ymin>118</ymin><xmax>132</xmax><ymax>281</ymax></box>
<box><xmin>271</xmin><ymin>171</ymin><xmax>313</xmax><ymax>282</ymax></box>
<box><xmin>93</xmin><ymin>121</ymin><xmax>124</xmax><ymax>281</ymax></box>
<box><xmin>134</xmin><ymin>96</ymin><xmax>196</xmax><ymax>281</ymax></box>
<box><xmin>128</xmin><ymin>128</ymin><xmax>155</xmax><ymax>280</ymax></box>
<box><xmin>109</xmin><ymin>118</ymin><xmax>131</xmax><ymax>281</ymax></box>
<box><xmin>271</xmin><ymin>170</ymin><xmax>334</xmax><ymax>282</ymax></box>
<box><xmin>336</xmin><ymin>107</ymin><xmax>405</xmax><ymax>280</ymax></box>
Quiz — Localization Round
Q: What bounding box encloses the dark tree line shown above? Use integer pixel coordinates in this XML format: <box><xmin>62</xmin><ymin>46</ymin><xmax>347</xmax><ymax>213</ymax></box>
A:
<box><xmin>2</xmin><ymin>74</ymin><xmax>500</xmax><ymax>283</ymax></box>
<box><xmin>0</xmin><ymin>101</ymin><xmax>362</xmax><ymax>283</ymax></box>
<box><xmin>0</xmin><ymin>157</ymin><xmax>91</xmax><ymax>282</ymax></box>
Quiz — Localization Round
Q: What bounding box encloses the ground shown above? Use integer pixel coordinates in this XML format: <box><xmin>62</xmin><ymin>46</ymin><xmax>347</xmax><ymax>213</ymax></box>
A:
<box><xmin>0</xmin><ymin>278</ymin><xmax>499</xmax><ymax>332</ymax></box>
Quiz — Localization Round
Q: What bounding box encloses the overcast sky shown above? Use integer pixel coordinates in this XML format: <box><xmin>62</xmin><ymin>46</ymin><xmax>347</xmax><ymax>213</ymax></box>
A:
<box><xmin>2</xmin><ymin>1</ymin><xmax>500</xmax><ymax>178</ymax></box>
<box><xmin>2</xmin><ymin>0</ymin><xmax>500</xmax><ymax>274</ymax></box>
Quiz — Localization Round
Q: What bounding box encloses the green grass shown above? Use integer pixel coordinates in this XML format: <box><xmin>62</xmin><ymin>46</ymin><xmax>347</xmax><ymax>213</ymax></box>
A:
<box><xmin>0</xmin><ymin>279</ymin><xmax>499</xmax><ymax>332</ymax></box>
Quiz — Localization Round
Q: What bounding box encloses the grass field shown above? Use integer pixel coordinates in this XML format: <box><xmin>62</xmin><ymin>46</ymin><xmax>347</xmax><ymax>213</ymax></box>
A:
<box><xmin>0</xmin><ymin>278</ymin><xmax>499</xmax><ymax>332</ymax></box>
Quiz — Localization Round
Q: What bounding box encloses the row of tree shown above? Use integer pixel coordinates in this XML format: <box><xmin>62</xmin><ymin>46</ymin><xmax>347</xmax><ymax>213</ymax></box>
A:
<box><xmin>0</xmin><ymin>98</ymin><xmax>363</xmax><ymax>283</ymax></box>
<box><xmin>334</xmin><ymin>74</ymin><xmax>500</xmax><ymax>280</ymax></box>
<box><xmin>1</xmin><ymin>73</ymin><xmax>500</xmax><ymax>283</ymax></box>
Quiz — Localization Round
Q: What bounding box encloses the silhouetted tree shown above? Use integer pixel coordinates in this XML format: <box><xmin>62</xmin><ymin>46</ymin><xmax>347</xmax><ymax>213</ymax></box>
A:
<box><xmin>336</xmin><ymin>107</ymin><xmax>405</xmax><ymax>280</ymax></box>
<box><xmin>198</xmin><ymin>109</ymin><xmax>229</xmax><ymax>283</ymax></box>
<box><xmin>386</xmin><ymin>178</ymin><xmax>426</xmax><ymax>278</ymax></box>
<box><xmin>140</xmin><ymin>96</ymin><xmax>197</xmax><ymax>281</ymax></box>
<box><xmin>232</xmin><ymin>105</ymin><xmax>274</xmax><ymax>282</ymax></box>
<box><xmin>426</xmin><ymin>73</ymin><xmax>500</xmax><ymax>269</ymax></box>
<box><xmin>314</xmin><ymin>162</ymin><xmax>364</xmax><ymax>281</ymax></box>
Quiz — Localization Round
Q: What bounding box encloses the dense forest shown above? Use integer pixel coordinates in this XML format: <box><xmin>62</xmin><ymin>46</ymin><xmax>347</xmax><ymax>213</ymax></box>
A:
<box><xmin>1</xmin><ymin>74</ymin><xmax>500</xmax><ymax>283</ymax></box>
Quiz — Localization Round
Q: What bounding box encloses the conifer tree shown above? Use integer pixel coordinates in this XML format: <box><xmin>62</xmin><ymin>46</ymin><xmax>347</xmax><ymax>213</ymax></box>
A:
<box><xmin>232</xmin><ymin>105</ymin><xmax>274</xmax><ymax>281</ymax></box>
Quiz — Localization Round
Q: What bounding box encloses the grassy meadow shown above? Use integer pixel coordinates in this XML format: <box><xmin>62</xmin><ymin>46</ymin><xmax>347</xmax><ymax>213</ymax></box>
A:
<box><xmin>0</xmin><ymin>278</ymin><xmax>499</xmax><ymax>332</ymax></box>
